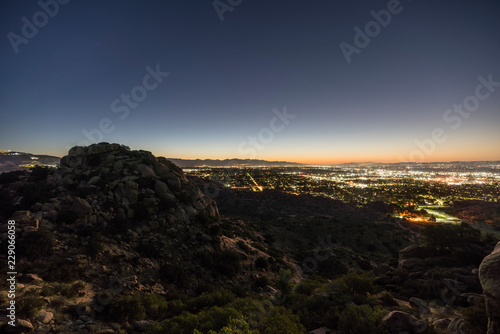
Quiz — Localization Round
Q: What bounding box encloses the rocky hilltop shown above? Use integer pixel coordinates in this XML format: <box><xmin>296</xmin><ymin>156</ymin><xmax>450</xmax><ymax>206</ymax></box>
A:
<box><xmin>1</xmin><ymin>143</ymin><xmax>295</xmax><ymax>332</ymax></box>
<box><xmin>0</xmin><ymin>143</ymin><xmax>498</xmax><ymax>334</ymax></box>
<box><xmin>58</xmin><ymin>143</ymin><xmax>218</xmax><ymax>224</ymax></box>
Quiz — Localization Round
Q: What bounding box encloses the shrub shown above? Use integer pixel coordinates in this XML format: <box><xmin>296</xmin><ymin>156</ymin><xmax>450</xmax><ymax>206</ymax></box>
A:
<box><xmin>196</xmin><ymin>316</ymin><xmax>258</xmax><ymax>334</ymax></box>
<box><xmin>20</xmin><ymin>181</ymin><xmax>52</xmax><ymax>209</ymax></box>
<box><xmin>86</xmin><ymin>232</ymin><xmax>104</xmax><ymax>259</ymax></box>
<box><xmin>295</xmin><ymin>278</ymin><xmax>322</xmax><ymax>295</ymax></box>
<box><xmin>378</xmin><ymin>291</ymin><xmax>397</xmax><ymax>306</ymax></box>
<box><xmin>338</xmin><ymin>304</ymin><xmax>384</xmax><ymax>334</ymax></box>
<box><xmin>150</xmin><ymin>306</ymin><xmax>242</xmax><ymax>334</ymax></box>
<box><xmin>420</xmin><ymin>223</ymin><xmax>481</xmax><ymax>250</ymax></box>
<box><xmin>186</xmin><ymin>289</ymin><xmax>236</xmax><ymax>313</ymax></box>
<box><xmin>0</xmin><ymin>170</ymin><xmax>25</xmax><ymax>185</ymax></box>
<box><xmin>331</xmin><ymin>272</ymin><xmax>374</xmax><ymax>296</ymax></box>
<box><xmin>57</xmin><ymin>209</ymin><xmax>79</xmax><ymax>225</ymax></box>
<box><xmin>237</xmin><ymin>240</ymin><xmax>251</xmax><ymax>253</ymax></box>
<box><xmin>159</xmin><ymin>263</ymin><xmax>189</xmax><ymax>287</ymax></box>
<box><xmin>461</xmin><ymin>298</ymin><xmax>488</xmax><ymax>333</ymax></box>
<box><xmin>260</xmin><ymin>306</ymin><xmax>305</xmax><ymax>334</ymax></box>
<box><xmin>255</xmin><ymin>257</ymin><xmax>269</xmax><ymax>270</ymax></box>
<box><xmin>18</xmin><ymin>228</ymin><xmax>55</xmax><ymax>258</ymax></box>
<box><xmin>17</xmin><ymin>290</ymin><xmax>46</xmax><ymax>318</ymax></box>
<box><xmin>201</xmin><ymin>251</ymin><xmax>242</xmax><ymax>278</ymax></box>
<box><xmin>254</xmin><ymin>276</ymin><xmax>271</xmax><ymax>288</ymax></box>
<box><xmin>142</xmin><ymin>294</ymin><xmax>169</xmax><ymax>320</ymax></box>
<box><xmin>101</xmin><ymin>293</ymin><xmax>146</xmax><ymax>322</ymax></box>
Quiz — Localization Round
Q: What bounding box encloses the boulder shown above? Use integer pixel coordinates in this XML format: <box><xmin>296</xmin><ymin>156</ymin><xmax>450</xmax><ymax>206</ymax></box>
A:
<box><xmin>383</xmin><ymin>311</ymin><xmax>428</xmax><ymax>334</ymax></box>
<box><xmin>398</xmin><ymin>257</ymin><xmax>426</xmax><ymax>271</ymax></box>
<box><xmin>154</xmin><ymin>180</ymin><xmax>176</xmax><ymax>203</ymax></box>
<box><xmin>5</xmin><ymin>319</ymin><xmax>34</xmax><ymax>333</ymax></box>
<box><xmin>399</xmin><ymin>245</ymin><xmax>435</xmax><ymax>260</ymax></box>
<box><xmin>447</xmin><ymin>316</ymin><xmax>475</xmax><ymax>334</ymax></box>
<box><xmin>10</xmin><ymin>210</ymin><xmax>30</xmax><ymax>223</ymax></box>
<box><xmin>36</xmin><ymin>310</ymin><xmax>54</xmax><ymax>324</ymax></box>
<box><xmin>432</xmin><ymin>318</ymin><xmax>451</xmax><ymax>330</ymax></box>
<box><xmin>138</xmin><ymin>164</ymin><xmax>157</xmax><ymax>179</ymax></box>
<box><xmin>133</xmin><ymin>320</ymin><xmax>153</xmax><ymax>332</ymax></box>
<box><xmin>19</xmin><ymin>273</ymin><xmax>43</xmax><ymax>283</ymax></box>
<box><xmin>71</xmin><ymin>197</ymin><xmax>92</xmax><ymax>217</ymax></box>
<box><xmin>479</xmin><ymin>241</ymin><xmax>500</xmax><ymax>334</ymax></box>
<box><xmin>409</xmin><ymin>297</ymin><xmax>430</xmax><ymax>314</ymax></box>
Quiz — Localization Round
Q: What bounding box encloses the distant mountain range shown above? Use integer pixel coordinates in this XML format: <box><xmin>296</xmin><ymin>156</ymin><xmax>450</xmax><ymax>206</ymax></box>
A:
<box><xmin>165</xmin><ymin>158</ymin><xmax>303</xmax><ymax>167</ymax></box>
<box><xmin>0</xmin><ymin>151</ymin><xmax>60</xmax><ymax>173</ymax></box>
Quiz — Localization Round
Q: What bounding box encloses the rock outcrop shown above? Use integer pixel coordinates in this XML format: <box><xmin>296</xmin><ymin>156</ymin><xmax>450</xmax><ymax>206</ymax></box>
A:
<box><xmin>479</xmin><ymin>241</ymin><xmax>500</xmax><ymax>334</ymax></box>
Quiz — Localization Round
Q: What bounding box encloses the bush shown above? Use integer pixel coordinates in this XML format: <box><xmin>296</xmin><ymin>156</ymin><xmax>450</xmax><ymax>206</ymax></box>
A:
<box><xmin>461</xmin><ymin>298</ymin><xmax>488</xmax><ymax>333</ymax></box>
<box><xmin>86</xmin><ymin>232</ymin><xmax>104</xmax><ymax>259</ymax></box>
<box><xmin>17</xmin><ymin>290</ymin><xmax>46</xmax><ymax>318</ymax></box>
<box><xmin>421</xmin><ymin>223</ymin><xmax>481</xmax><ymax>249</ymax></box>
<box><xmin>255</xmin><ymin>257</ymin><xmax>269</xmax><ymax>270</ymax></box>
<box><xmin>186</xmin><ymin>289</ymin><xmax>236</xmax><ymax>313</ymax></box>
<box><xmin>101</xmin><ymin>293</ymin><xmax>146</xmax><ymax>322</ymax></box>
<box><xmin>159</xmin><ymin>263</ymin><xmax>189</xmax><ymax>287</ymax></box>
<box><xmin>295</xmin><ymin>278</ymin><xmax>322</xmax><ymax>295</ymax></box>
<box><xmin>196</xmin><ymin>317</ymin><xmax>258</xmax><ymax>334</ymax></box>
<box><xmin>20</xmin><ymin>181</ymin><xmax>52</xmax><ymax>209</ymax></box>
<box><xmin>254</xmin><ymin>276</ymin><xmax>271</xmax><ymax>288</ymax></box>
<box><xmin>201</xmin><ymin>251</ymin><xmax>242</xmax><ymax>278</ymax></box>
<box><xmin>260</xmin><ymin>306</ymin><xmax>305</xmax><ymax>334</ymax></box>
<box><xmin>237</xmin><ymin>240</ymin><xmax>251</xmax><ymax>253</ymax></box>
<box><xmin>0</xmin><ymin>170</ymin><xmax>25</xmax><ymax>185</ymax></box>
<box><xmin>18</xmin><ymin>228</ymin><xmax>55</xmax><ymax>258</ymax></box>
<box><xmin>150</xmin><ymin>306</ymin><xmax>242</xmax><ymax>334</ymax></box>
<box><xmin>142</xmin><ymin>294</ymin><xmax>169</xmax><ymax>320</ymax></box>
<box><xmin>331</xmin><ymin>272</ymin><xmax>374</xmax><ymax>296</ymax></box>
<box><xmin>338</xmin><ymin>304</ymin><xmax>384</xmax><ymax>334</ymax></box>
<box><xmin>378</xmin><ymin>291</ymin><xmax>397</xmax><ymax>306</ymax></box>
<box><xmin>57</xmin><ymin>209</ymin><xmax>79</xmax><ymax>224</ymax></box>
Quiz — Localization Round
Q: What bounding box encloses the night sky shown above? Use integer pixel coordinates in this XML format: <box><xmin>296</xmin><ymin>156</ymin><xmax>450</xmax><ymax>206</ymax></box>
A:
<box><xmin>1</xmin><ymin>0</ymin><xmax>499</xmax><ymax>164</ymax></box>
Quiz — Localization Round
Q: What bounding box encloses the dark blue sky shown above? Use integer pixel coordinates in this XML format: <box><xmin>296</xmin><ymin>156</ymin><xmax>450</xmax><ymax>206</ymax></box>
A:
<box><xmin>1</xmin><ymin>0</ymin><xmax>499</xmax><ymax>163</ymax></box>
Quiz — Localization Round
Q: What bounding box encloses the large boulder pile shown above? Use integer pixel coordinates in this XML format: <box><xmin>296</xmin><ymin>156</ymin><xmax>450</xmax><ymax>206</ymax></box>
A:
<box><xmin>56</xmin><ymin>143</ymin><xmax>218</xmax><ymax>222</ymax></box>
<box><xmin>1</xmin><ymin>143</ymin><xmax>224</xmax><ymax>291</ymax></box>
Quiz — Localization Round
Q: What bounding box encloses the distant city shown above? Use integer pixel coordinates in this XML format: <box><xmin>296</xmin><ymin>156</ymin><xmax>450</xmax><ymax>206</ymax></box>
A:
<box><xmin>187</xmin><ymin>161</ymin><xmax>500</xmax><ymax>223</ymax></box>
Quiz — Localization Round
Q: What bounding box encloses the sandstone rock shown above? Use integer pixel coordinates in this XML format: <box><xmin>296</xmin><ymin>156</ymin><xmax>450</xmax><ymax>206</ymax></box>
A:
<box><xmin>398</xmin><ymin>257</ymin><xmax>426</xmax><ymax>271</ymax></box>
<box><xmin>433</xmin><ymin>318</ymin><xmax>451</xmax><ymax>329</ymax></box>
<box><xmin>399</xmin><ymin>245</ymin><xmax>435</xmax><ymax>260</ymax></box>
<box><xmin>409</xmin><ymin>297</ymin><xmax>430</xmax><ymax>314</ymax></box>
<box><xmin>36</xmin><ymin>310</ymin><xmax>54</xmax><ymax>324</ymax></box>
<box><xmin>35</xmin><ymin>323</ymin><xmax>52</xmax><ymax>334</ymax></box>
<box><xmin>40</xmin><ymin>203</ymin><xmax>55</xmax><ymax>211</ymax></box>
<box><xmin>154</xmin><ymin>180</ymin><xmax>176</xmax><ymax>203</ymax></box>
<box><xmin>479</xmin><ymin>241</ymin><xmax>500</xmax><ymax>334</ymax></box>
<box><xmin>142</xmin><ymin>197</ymin><xmax>157</xmax><ymax>207</ymax></box>
<box><xmin>72</xmin><ymin>197</ymin><xmax>92</xmax><ymax>217</ymax></box>
<box><xmin>447</xmin><ymin>316</ymin><xmax>476</xmax><ymax>334</ymax></box>
<box><xmin>133</xmin><ymin>320</ymin><xmax>153</xmax><ymax>332</ymax></box>
<box><xmin>138</xmin><ymin>164</ymin><xmax>157</xmax><ymax>178</ymax></box>
<box><xmin>88</xmin><ymin>176</ymin><xmax>101</xmax><ymax>186</ymax></box>
<box><xmin>5</xmin><ymin>319</ymin><xmax>34</xmax><ymax>333</ymax></box>
<box><xmin>19</xmin><ymin>273</ymin><xmax>43</xmax><ymax>283</ymax></box>
<box><xmin>383</xmin><ymin>310</ymin><xmax>428</xmax><ymax>334</ymax></box>
<box><xmin>10</xmin><ymin>210</ymin><xmax>30</xmax><ymax>223</ymax></box>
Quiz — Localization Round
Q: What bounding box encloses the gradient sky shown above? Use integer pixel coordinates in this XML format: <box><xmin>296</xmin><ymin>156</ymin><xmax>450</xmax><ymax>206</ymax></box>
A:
<box><xmin>1</xmin><ymin>0</ymin><xmax>499</xmax><ymax>164</ymax></box>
